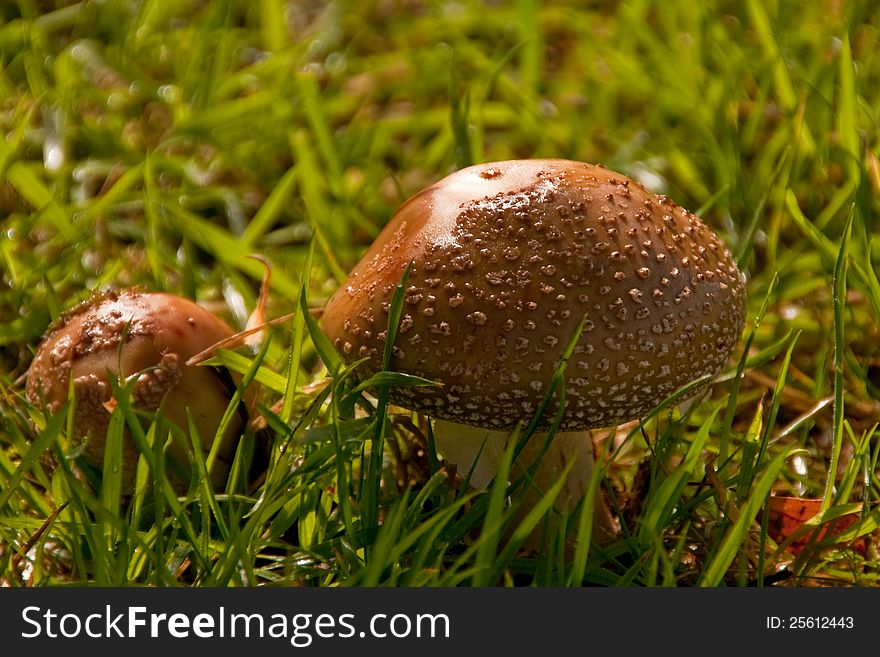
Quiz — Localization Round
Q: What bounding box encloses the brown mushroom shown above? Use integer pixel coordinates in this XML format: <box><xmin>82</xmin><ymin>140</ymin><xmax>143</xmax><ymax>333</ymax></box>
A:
<box><xmin>26</xmin><ymin>288</ymin><xmax>249</xmax><ymax>489</ymax></box>
<box><xmin>321</xmin><ymin>159</ymin><xmax>747</xmax><ymax>547</ymax></box>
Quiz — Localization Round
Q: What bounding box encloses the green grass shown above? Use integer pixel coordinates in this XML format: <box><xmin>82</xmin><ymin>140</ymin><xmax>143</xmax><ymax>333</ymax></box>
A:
<box><xmin>2</xmin><ymin>0</ymin><xmax>880</xmax><ymax>587</ymax></box>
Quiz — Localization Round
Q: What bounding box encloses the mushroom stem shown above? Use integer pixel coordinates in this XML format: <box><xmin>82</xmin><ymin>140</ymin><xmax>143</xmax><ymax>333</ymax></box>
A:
<box><xmin>432</xmin><ymin>419</ymin><xmax>619</xmax><ymax>549</ymax></box>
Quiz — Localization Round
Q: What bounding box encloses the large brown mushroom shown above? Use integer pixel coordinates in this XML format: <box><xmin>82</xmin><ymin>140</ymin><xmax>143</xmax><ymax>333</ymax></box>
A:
<box><xmin>26</xmin><ymin>288</ymin><xmax>248</xmax><ymax>489</ymax></box>
<box><xmin>321</xmin><ymin>159</ymin><xmax>747</xmax><ymax>546</ymax></box>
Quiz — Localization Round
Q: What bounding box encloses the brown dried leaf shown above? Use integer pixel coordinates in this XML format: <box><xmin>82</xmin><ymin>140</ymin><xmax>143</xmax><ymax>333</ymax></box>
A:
<box><xmin>766</xmin><ymin>496</ymin><xmax>868</xmax><ymax>556</ymax></box>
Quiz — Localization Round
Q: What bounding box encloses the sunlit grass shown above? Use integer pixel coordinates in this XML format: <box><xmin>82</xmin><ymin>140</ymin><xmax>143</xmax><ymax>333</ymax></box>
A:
<box><xmin>1</xmin><ymin>0</ymin><xmax>880</xmax><ymax>587</ymax></box>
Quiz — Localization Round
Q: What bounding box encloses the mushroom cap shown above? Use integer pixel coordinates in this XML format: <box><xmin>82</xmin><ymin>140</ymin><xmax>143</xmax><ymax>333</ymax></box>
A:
<box><xmin>321</xmin><ymin>159</ymin><xmax>747</xmax><ymax>431</ymax></box>
<box><xmin>26</xmin><ymin>288</ymin><xmax>247</xmax><ymax>487</ymax></box>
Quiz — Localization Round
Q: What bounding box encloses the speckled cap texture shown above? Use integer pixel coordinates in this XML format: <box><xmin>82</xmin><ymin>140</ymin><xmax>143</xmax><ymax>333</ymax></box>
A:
<box><xmin>26</xmin><ymin>288</ymin><xmax>244</xmax><ymax>487</ymax></box>
<box><xmin>321</xmin><ymin>159</ymin><xmax>747</xmax><ymax>431</ymax></box>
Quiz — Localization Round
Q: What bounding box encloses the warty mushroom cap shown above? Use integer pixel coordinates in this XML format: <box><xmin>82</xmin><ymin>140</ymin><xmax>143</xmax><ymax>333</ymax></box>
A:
<box><xmin>26</xmin><ymin>288</ymin><xmax>247</xmax><ymax>487</ymax></box>
<box><xmin>321</xmin><ymin>159</ymin><xmax>747</xmax><ymax>431</ymax></box>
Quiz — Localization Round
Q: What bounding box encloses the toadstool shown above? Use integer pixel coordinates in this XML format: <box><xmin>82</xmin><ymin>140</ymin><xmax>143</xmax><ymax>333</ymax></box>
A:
<box><xmin>320</xmin><ymin>159</ymin><xmax>747</xmax><ymax>547</ymax></box>
<box><xmin>26</xmin><ymin>288</ymin><xmax>249</xmax><ymax>489</ymax></box>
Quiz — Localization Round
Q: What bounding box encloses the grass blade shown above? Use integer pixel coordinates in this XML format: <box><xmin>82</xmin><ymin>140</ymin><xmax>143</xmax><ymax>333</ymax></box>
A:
<box><xmin>822</xmin><ymin>210</ymin><xmax>853</xmax><ymax>509</ymax></box>
<box><xmin>700</xmin><ymin>446</ymin><xmax>806</xmax><ymax>586</ymax></box>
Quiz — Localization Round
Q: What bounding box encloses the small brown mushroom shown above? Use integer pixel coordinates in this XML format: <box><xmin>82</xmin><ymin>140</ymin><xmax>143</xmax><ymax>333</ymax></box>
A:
<box><xmin>321</xmin><ymin>159</ymin><xmax>747</xmax><ymax>547</ymax></box>
<box><xmin>26</xmin><ymin>288</ymin><xmax>249</xmax><ymax>489</ymax></box>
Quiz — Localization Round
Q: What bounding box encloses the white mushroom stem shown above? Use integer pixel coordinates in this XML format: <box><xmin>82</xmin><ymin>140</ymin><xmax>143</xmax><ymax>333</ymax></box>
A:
<box><xmin>432</xmin><ymin>419</ymin><xmax>619</xmax><ymax>548</ymax></box>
